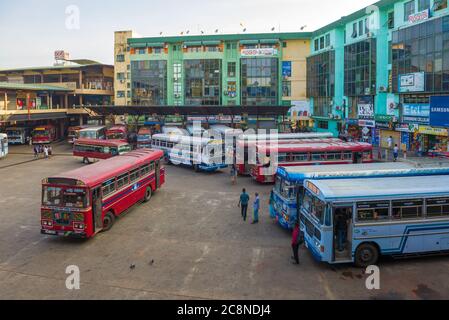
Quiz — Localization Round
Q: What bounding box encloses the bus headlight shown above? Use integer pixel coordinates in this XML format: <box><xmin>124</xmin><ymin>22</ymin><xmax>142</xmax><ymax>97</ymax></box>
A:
<box><xmin>42</xmin><ymin>220</ymin><xmax>53</xmax><ymax>227</ymax></box>
<box><xmin>73</xmin><ymin>223</ymin><xmax>85</xmax><ymax>230</ymax></box>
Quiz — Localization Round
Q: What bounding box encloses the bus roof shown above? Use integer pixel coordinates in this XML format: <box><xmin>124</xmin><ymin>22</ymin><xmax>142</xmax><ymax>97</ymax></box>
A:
<box><xmin>79</xmin><ymin>126</ymin><xmax>106</xmax><ymax>132</ymax></box>
<box><xmin>138</xmin><ymin>127</ymin><xmax>152</xmax><ymax>135</ymax></box>
<box><xmin>240</xmin><ymin>132</ymin><xmax>333</xmax><ymax>141</ymax></box>
<box><xmin>107</xmin><ymin>126</ymin><xmax>127</xmax><ymax>132</ymax></box>
<box><xmin>152</xmin><ymin>133</ymin><xmax>221</xmax><ymax>144</ymax></box>
<box><xmin>277</xmin><ymin>162</ymin><xmax>415</xmax><ymax>181</ymax></box>
<box><xmin>49</xmin><ymin>149</ymin><xmax>164</xmax><ymax>188</ymax></box>
<box><xmin>305</xmin><ymin>175</ymin><xmax>449</xmax><ymax>202</ymax></box>
<box><xmin>75</xmin><ymin>138</ymin><xmax>129</xmax><ymax>147</ymax></box>
<box><xmin>258</xmin><ymin>141</ymin><xmax>372</xmax><ymax>153</ymax></box>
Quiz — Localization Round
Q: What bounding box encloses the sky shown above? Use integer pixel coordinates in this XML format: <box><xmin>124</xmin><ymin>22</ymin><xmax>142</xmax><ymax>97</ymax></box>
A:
<box><xmin>0</xmin><ymin>0</ymin><xmax>376</xmax><ymax>69</ymax></box>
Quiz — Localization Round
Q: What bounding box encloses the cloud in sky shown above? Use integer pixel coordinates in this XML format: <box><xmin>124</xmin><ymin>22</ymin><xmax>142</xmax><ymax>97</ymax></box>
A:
<box><xmin>0</xmin><ymin>0</ymin><xmax>376</xmax><ymax>68</ymax></box>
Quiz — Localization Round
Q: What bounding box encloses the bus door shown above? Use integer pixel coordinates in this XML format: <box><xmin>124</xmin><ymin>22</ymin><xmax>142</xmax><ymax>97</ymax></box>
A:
<box><xmin>155</xmin><ymin>160</ymin><xmax>161</xmax><ymax>189</ymax></box>
<box><xmin>332</xmin><ymin>204</ymin><xmax>353</xmax><ymax>262</ymax></box>
<box><xmin>92</xmin><ymin>187</ymin><xmax>103</xmax><ymax>233</ymax></box>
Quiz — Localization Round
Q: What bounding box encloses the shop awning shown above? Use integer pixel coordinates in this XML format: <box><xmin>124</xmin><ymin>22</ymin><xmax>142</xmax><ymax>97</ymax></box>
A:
<box><xmin>202</xmin><ymin>40</ymin><xmax>221</xmax><ymax>46</ymax></box>
<box><xmin>184</xmin><ymin>41</ymin><xmax>202</xmax><ymax>47</ymax></box>
<box><xmin>130</xmin><ymin>42</ymin><xmax>147</xmax><ymax>48</ymax></box>
<box><xmin>147</xmin><ymin>42</ymin><xmax>165</xmax><ymax>48</ymax></box>
<box><xmin>260</xmin><ymin>39</ymin><xmax>279</xmax><ymax>44</ymax></box>
<box><xmin>239</xmin><ymin>40</ymin><xmax>259</xmax><ymax>45</ymax></box>
<box><xmin>6</xmin><ymin>112</ymin><xmax>68</xmax><ymax>122</ymax></box>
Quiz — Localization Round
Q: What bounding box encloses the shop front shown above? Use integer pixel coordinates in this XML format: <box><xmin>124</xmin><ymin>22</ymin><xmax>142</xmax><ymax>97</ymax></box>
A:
<box><xmin>418</xmin><ymin>125</ymin><xmax>449</xmax><ymax>153</ymax></box>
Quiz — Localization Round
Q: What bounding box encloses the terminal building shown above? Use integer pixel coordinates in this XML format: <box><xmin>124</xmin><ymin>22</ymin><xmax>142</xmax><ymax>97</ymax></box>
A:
<box><xmin>0</xmin><ymin>57</ymin><xmax>114</xmax><ymax>137</ymax></box>
<box><xmin>307</xmin><ymin>0</ymin><xmax>449</xmax><ymax>153</ymax></box>
<box><xmin>114</xmin><ymin>31</ymin><xmax>311</xmax><ymax>129</ymax></box>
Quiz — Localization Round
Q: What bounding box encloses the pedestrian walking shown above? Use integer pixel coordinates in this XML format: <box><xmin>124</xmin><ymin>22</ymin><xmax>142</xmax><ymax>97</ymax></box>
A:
<box><xmin>393</xmin><ymin>144</ymin><xmax>399</xmax><ymax>162</ymax></box>
<box><xmin>48</xmin><ymin>145</ymin><xmax>53</xmax><ymax>158</ymax></box>
<box><xmin>33</xmin><ymin>145</ymin><xmax>38</xmax><ymax>159</ymax></box>
<box><xmin>44</xmin><ymin>145</ymin><xmax>49</xmax><ymax>159</ymax></box>
<box><xmin>238</xmin><ymin>188</ymin><xmax>250</xmax><ymax>222</ymax></box>
<box><xmin>291</xmin><ymin>222</ymin><xmax>301</xmax><ymax>265</ymax></box>
<box><xmin>251</xmin><ymin>192</ymin><xmax>260</xmax><ymax>224</ymax></box>
<box><xmin>230</xmin><ymin>164</ymin><xmax>237</xmax><ymax>185</ymax></box>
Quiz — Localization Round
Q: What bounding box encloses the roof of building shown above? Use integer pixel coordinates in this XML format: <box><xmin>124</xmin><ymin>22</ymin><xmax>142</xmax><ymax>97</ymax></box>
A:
<box><xmin>0</xmin><ymin>61</ymin><xmax>113</xmax><ymax>74</ymax></box>
<box><xmin>0</xmin><ymin>82</ymin><xmax>72</xmax><ymax>92</ymax></box>
<box><xmin>306</xmin><ymin>175</ymin><xmax>449</xmax><ymax>201</ymax></box>
<box><xmin>312</xmin><ymin>0</ymin><xmax>396</xmax><ymax>36</ymax></box>
<box><xmin>128</xmin><ymin>31</ymin><xmax>312</xmax><ymax>45</ymax></box>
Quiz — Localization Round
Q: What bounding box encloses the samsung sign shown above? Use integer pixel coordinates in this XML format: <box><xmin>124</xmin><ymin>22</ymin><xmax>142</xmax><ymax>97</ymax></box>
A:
<box><xmin>430</xmin><ymin>96</ymin><xmax>449</xmax><ymax>128</ymax></box>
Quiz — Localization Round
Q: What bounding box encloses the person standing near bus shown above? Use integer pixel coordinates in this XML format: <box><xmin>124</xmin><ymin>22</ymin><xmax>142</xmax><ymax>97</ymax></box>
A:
<box><xmin>335</xmin><ymin>213</ymin><xmax>348</xmax><ymax>252</ymax></box>
<box><xmin>252</xmin><ymin>193</ymin><xmax>260</xmax><ymax>224</ymax></box>
<box><xmin>238</xmin><ymin>189</ymin><xmax>250</xmax><ymax>222</ymax></box>
<box><xmin>393</xmin><ymin>144</ymin><xmax>399</xmax><ymax>162</ymax></box>
<box><xmin>230</xmin><ymin>164</ymin><xmax>237</xmax><ymax>185</ymax></box>
<box><xmin>33</xmin><ymin>145</ymin><xmax>38</xmax><ymax>159</ymax></box>
<box><xmin>291</xmin><ymin>223</ymin><xmax>301</xmax><ymax>265</ymax></box>
<box><xmin>44</xmin><ymin>145</ymin><xmax>49</xmax><ymax>159</ymax></box>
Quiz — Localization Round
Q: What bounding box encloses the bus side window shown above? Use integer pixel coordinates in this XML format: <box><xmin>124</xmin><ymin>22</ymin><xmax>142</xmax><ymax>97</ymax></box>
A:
<box><xmin>150</xmin><ymin>161</ymin><xmax>155</xmax><ymax>172</ymax></box>
<box><xmin>130</xmin><ymin>168</ymin><xmax>140</xmax><ymax>182</ymax></box>
<box><xmin>426</xmin><ymin>198</ymin><xmax>449</xmax><ymax>218</ymax></box>
<box><xmin>102</xmin><ymin>178</ymin><xmax>116</xmax><ymax>197</ymax></box>
<box><xmin>117</xmin><ymin>173</ymin><xmax>129</xmax><ymax>189</ymax></box>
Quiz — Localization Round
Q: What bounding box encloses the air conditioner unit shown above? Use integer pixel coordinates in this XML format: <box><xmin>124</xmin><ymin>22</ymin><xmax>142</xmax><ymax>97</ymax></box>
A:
<box><xmin>379</xmin><ymin>86</ymin><xmax>387</xmax><ymax>93</ymax></box>
<box><xmin>367</xmin><ymin>32</ymin><xmax>373</xmax><ymax>38</ymax></box>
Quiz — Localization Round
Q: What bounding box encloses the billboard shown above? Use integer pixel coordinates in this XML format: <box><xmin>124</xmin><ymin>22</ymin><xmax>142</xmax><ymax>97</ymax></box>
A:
<box><xmin>399</xmin><ymin>72</ymin><xmax>425</xmax><ymax>93</ymax></box>
<box><xmin>430</xmin><ymin>96</ymin><xmax>449</xmax><ymax>128</ymax></box>
<box><xmin>240</xmin><ymin>48</ymin><xmax>278</xmax><ymax>57</ymax></box>
<box><xmin>282</xmin><ymin>61</ymin><xmax>292</xmax><ymax>77</ymax></box>
<box><xmin>357</xmin><ymin>96</ymin><xmax>374</xmax><ymax>119</ymax></box>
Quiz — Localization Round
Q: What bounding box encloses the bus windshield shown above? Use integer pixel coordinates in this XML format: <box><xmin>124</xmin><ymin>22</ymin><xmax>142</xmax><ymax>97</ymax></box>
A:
<box><xmin>33</xmin><ymin>130</ymin><xmax>49</xmax><ymax>137</ymax></box>
<box><xmin>79</xmin><ymin>131</ymin><xmax>98</xmax><ymax>139</ymax></box>
<box><xmin>107</xmin><ymin>132</ymin><xmax>126</xmax><ymax>140</ymax></box>
<box><xmin>279</xmin><ymin>179</ymin><xmax>296</xmax><ymax>201</ymax></box>
<box><xmin>42</xmin><ymin>186</ymin><xmax>88</xmax><ymax>208</ymax></box>
<box><xmin>7</xmin><ymin>130</ymin><xmax>22</xmax><ymax>136</ymax></box>
<box><xmin>118</xmin><ymin>145</ymin><xmax>132</xmax><ymax>154</ymax></box>
<box><xmin>302</xmin><ymin>190</ymin><xmax>326</xmax><ymax>225</ymax></box>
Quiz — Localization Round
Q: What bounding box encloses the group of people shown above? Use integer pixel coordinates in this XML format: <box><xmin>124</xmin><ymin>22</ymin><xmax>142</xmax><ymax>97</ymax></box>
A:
<box><xmin>33</xmin><ymin>144</ymin><xmax>52</xmax><ymax>159</ymax></box>
<box><xmin>238</xmin><ymin>189</ymin><xmax>303</xmax><ymax>265</ymax></box>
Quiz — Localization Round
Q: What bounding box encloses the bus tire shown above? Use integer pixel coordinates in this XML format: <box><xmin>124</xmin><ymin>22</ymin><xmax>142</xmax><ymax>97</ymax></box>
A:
<box><xmin>144</xmin><ymin>186</ymin><xmax>153</xmax><ymax>202</ymax></box>
<box><xmin>355</xmin><ymin>243</ymin><xmax>379</xmax><ymax>268</ymax></box>
<box><xmin>194</xmin><ymin>164</ymin><xmax>200</xmax><ymax>172</ymax></box>
<box><xmin>102</xmin><ymin>212</ymin><xmax>115</xmax><ymax>232</ymax></box>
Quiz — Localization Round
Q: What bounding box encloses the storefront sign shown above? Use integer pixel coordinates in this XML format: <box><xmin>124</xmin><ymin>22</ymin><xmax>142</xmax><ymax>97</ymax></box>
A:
<box><xmin>430</xmin><ymin>96</ymin><xmax>449</xmax><ymax>128</ymax></box>
<box><xmin>241</xmin><ymin>48</ymin><xmax>278</xmax><ymax>57</ymax></box>
<box><xmin>402</xmin><ymin>104</ymin><xmax>430</xmax><ymax>124</ymax></box>
<box><xmin>399</xmin><ymin>72</ymin><xmax>425</xmax><ymax>93</ymax></box>
<box><xmin>357</xmin><ymin>96</ymin><xmax>374</xmax><ymax>119</ymax></box>
<box><xmin>418</xmin><ymin>125</ymin><xmax>449</xmax><ymax>137</ymax></box>
<box><xmin>282</xmin><ymin>61</ymin><xmax>292</xmax><ymax>77</ymax></box>
<box><xmin>396</xmin><ymin>123</ymin><xmax>419</xmax><ymax>133</ymax></box>
<box><xmin>358</xmin><ymin>120</ymin><xmax>376</xmax><ymax>128</ymax></box>
<box><xmin>386</xmin><ymin>94</ymin><xmax>398</xmax><ymax>116</ymax></box>
<box><xmin>376</xmin><ymin>122</ymin><xmax>395</xmax><ymax>130</ymax></box>
<box><xmin>401</xmin><ymin>131</ymin><xmax>411</xmax><ymax>151</ymax></box>
<box><xmin>408</xmin><ymin>9</ymin><xmax>430</xmax><ymax>24</ymax></box>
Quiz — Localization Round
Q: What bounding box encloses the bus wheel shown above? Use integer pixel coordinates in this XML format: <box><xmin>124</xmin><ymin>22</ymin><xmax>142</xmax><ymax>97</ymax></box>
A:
<box><xmin>102</xmin><ymin>212</ymin><xmax>115</xmax><ymax>232</ymax></box>
<box><xmin>144</xmin><ymin>187</ymin><xmax>152</xmax><ymax>202</ymax></box>
<box><xmin>355</xmin><ymin>243</ymin><xmax>379</xmax><ymax>268</ymax></box>
<box><xmin>194</xmin><ymin>164</ymin><xmax>200</xmax><ymax>172</ymax></box>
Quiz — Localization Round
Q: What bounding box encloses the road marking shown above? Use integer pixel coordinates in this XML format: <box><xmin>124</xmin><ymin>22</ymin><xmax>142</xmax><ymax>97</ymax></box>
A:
<box><xmin>249</xmin><ymin>248</ymin><xmax>262</xmax><ymax>285</ymax></box>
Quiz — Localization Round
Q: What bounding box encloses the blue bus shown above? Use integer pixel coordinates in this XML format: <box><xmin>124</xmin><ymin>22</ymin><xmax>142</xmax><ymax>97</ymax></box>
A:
<box><xmin>301</xmin><ymin>175</ymin><xmax>449</xmax><ymax>267</ymax></box>
<box><xmin>270</xmin><ymin>163</ymin><xmax>449</xmax><ymax>230</ymax></box>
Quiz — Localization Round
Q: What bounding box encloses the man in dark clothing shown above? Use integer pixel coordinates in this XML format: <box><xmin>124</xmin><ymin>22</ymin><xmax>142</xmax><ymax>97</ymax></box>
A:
<box><xmin>291</xmin><ymin>223</ymin><xmax>301</xmax><ymax>264</ymax></box>
<box><xmin>335</xmin><ymin>213</ymin><xmax>348</xmax><ymax>252</ymax></box>
<box><xmin>238</xmin><ymin>189</ymin><xmax>250</xmax><ymax>221</ymax></box>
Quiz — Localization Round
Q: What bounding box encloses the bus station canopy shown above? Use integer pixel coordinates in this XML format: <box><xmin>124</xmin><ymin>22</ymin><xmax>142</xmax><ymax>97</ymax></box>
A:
<box><xmin>83</xmin><ymin>105</ymin><xmax>291</xmax><ymax>117</ymax></box>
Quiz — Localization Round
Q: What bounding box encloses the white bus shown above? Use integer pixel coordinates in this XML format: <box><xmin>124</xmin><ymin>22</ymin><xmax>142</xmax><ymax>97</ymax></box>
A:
<box><xmin>151</xmin><ymin>133</ymin><xmax>227</xmax><ymax>172</ymax></box>
<box><xmin>78</xmin><ymin>126</ymin><xmax>107</xmax><ymax>140</ymax></box>
<box><xmin>0</xmin><ymin>134</ymin><xmax>9</xmax><ymax>159</ymax></box>
<box><xmin>161</xmin><ymin>126</ymin><xmax>189</xmax><ymax>136</ymax></box>
<box><xmin>6</xmin><ymin>127</ymin><xmax>29</xmax><ymax>145</ymax></box>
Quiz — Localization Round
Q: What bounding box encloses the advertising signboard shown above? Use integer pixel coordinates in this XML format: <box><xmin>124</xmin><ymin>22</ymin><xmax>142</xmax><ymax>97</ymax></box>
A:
<box><xmin>357</xmin><ymin>96</ymin><xmax>374</xmax><ymax>119</ymax></box>
<box><xmin>399</xmin><ymin>72</ymin><xmax>425</xmax><ymax>93</ymax></box>
<box><xmin>241</xmin><ymin>48</ymin><xmax>278</xmax><ymax>57</ymax></box>
<box><xmin>430</xmin><ymin>96</ymin><xmax>449</xmax><ymax>128</ymax></box>
<box><xmin>282</xmin><ymin>61</ymin><xmax>292</xmax><ymax>77</ymax></box>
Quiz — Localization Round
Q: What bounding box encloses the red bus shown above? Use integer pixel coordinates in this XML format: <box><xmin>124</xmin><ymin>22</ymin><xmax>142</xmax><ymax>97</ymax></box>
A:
<box><xmin>137</xmin><ymin>127</ymin><xmax>152</xmax><ymax>149</ymax></box>
<box><xmin>106</xmin><ymin>125</ymin><xmax>128</xmax><ymax>142</ymax></box>
<box><xmin>32</xmin><ymin>125</ymin><xmax>57</xmax><ymax>144</ymax></box>
<box><xmin>67</xmin><ymin>126</ymin><xmax>88</xmax><ymax>144</ymax></box>
<box><xmin>250</xmin><ymin>141</ymin><xmax>373</xmax><ymax>183</ymax></box>
<box><xmin>73</xmin><ymin>138</ymin><xmax>132</xmax><ymax>164</ymax></box>
<box><xmin>236</xmin><ymin>137</ymin><xmax>341</xmax><ymax>176</ymax></box>
<box><xmin>41</xmin><ymin>149</ymin><xmax>165</xmax><ymax>238</ymax></box>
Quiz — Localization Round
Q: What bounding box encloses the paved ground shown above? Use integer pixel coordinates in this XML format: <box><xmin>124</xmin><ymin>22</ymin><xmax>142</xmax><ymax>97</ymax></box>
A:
<box><xmin>1</xmin><ymin>144</ymin><xmax>449</xmax><ymax>300</ymax></box>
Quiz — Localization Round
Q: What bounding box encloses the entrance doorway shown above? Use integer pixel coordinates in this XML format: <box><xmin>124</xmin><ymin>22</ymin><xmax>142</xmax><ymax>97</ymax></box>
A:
<box><xmin>333</xmin><ymin>205</ymin><xmax>353</xmax><ymax>262</ymax></box>
<box><xmin>92</xmin><ymin>187</ymin><xmax>103</xmax><ymax>233</ymax></box>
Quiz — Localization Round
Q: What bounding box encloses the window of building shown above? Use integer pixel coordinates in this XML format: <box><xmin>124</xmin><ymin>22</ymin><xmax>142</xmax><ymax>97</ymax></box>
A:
<box><xmin>282</xmin><ymin>80</ymin><xmax>291</xmax><ymax>97</ymax></box>
<box><xmin>307</xmin><ymin>50</ymin><xmax>336</xmax><ymax>100</ymax></box>
<box><xmin>404</xmin><ymin>1</ymin><xmax>415</xmax><ymax>21</ymax></box>
<box><xmin>314</xmin><ymin>39</ymin><xmax>319</xmax><ymax>51</ymax></box>
<box><xmin>205</xmin><ymin>45</ymin><xmax>220</xmax><ymax>52</ymax></box>
<box><xmin>365</xmin><ymin>18</ymin><xmax>369</xmax><ymax>34</ymax></box>
<box><xmin>325</xmin><ymin>34</ymin><xmax>331</xmax><ymax>47</ymax></box>
<box><xmin>138</xmin><ymin>48</ymin><xmax>146</xmax><ymax>54</ymax></box>
<box><xmin>352</xmin><ymin>23</ymin><xmax>358</xmax><ymax>38</ymax></box>
<box><xmin>359</xmin><ymin>20</ymin><xmax>364</xmax><ymax>36</ymax></box>
<box><xmin>117</xmin><ymin>73</ymin><xmax>125</xmax><ymax>81</ymax></box>
<box><xmin>435</xmin><ymin>0</ymin><xmax>448</xmax><ymax>10</ymax></box>
<box><xmin>241</xmin><ymin>57</ymin><xmax>279</xmax><ymax>106</ymax></box>
<box><xmin>319</xmin><ymin>37</ymin><xmax>325</xmax><ymax>50</ymax></box>
<box><xmin>282</xmin><ymin>42</ymin><xmax>287</xmax><ymax>48</ymax></box>
<box><xmin>344</xmin><ymin>38</ymin><xmax>377</xmax><ymax>96</ymax></box>
<box><xmin>185</xmin><ymin>59</ymin><xmax>221</xmax><ymax>105</ymax></box>
<box><xmin>153</xmin><ymin>47</ymin><xmax>163</xmax><ymax>54</ymax></box>
<box><xmin>131</xmin><ymin>60</ymin><xmax>168</xmax><ymax>105</ymax></box>
<box><xmin>117</xmin><ymin>91</ymin><xmax>125</xmax><ymax>98</ymax></box>
<box><xmin>418</xmin><ymin>0</ymin><xmax>430</xmax><ymax>11</ymax></box>
<box><xmin>228</xmin><ymin>62</ymin><xmax>236</xmax><ymax>77</ymax></box>
<box><xmin>116</xmin><ymin>54</ymin><xmax>125</xmax><ymax>62</ymax></box>
<box><xmin>187</xmin><ymin>46</ymin><xmax>202</xmax><ymax>53</ymax></box>
<box><xmin>317</xmin><ymin>120</ymin><xmax>329</xmax><ymax>129</ymax></box>
<box><xmin>388</xmin><ymin>11</ymin><xmax>395</xmax><ymax>29</ymax></box>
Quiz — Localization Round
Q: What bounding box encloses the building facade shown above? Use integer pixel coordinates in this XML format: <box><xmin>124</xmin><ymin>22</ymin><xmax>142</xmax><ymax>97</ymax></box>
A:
<box><xmin>0</xmin><ymin>60</ymin><xmax>114</xmax><ymax>134</ymax></box>
<box><xmin>114</xmin><ymin>31</ymin><xmax>311</xmax><ymax>128</ymax></box>
<box><xmin>307</xmin><ymin>0</ymin><xmax>449</xmax><ymax>152</ymax></box>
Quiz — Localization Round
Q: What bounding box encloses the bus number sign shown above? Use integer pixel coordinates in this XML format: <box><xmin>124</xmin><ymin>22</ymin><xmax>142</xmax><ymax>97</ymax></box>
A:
<box><xmin>306</xmin><ymin>182</ymin><xmax>320</xmax><ymax>196</ymax></box>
